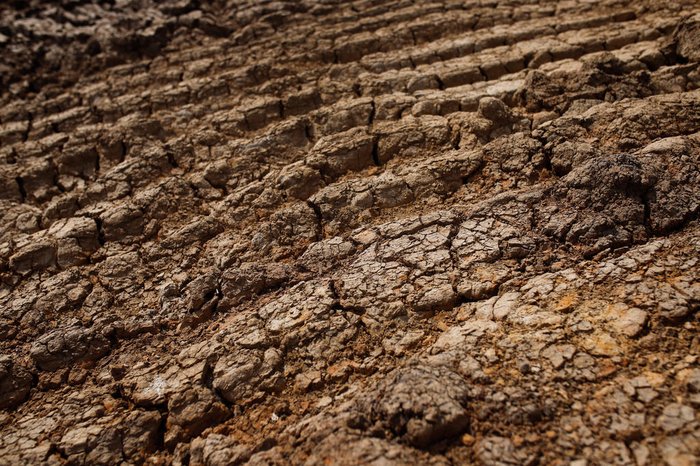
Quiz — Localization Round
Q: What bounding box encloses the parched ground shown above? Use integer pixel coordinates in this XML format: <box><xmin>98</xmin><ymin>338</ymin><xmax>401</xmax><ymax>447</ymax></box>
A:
<box><xmin>0</xmin><ymin>0</ymin><xmax>699</xmax><ymax>464</ymax></box>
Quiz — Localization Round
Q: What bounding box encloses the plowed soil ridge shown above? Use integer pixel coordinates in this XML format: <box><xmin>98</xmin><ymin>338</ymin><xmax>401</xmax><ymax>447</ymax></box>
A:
<box><xmin>0</xmin><ymin>1</ymin><xmax>699</xmax><ymax>465</ymax></box>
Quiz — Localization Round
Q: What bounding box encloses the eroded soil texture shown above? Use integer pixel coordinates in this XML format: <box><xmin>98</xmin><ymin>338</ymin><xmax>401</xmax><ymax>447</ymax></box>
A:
<box><xmin>1</xmin><ymin>0</ymin><xmax>700</xmax><ymax>465</ymax></box>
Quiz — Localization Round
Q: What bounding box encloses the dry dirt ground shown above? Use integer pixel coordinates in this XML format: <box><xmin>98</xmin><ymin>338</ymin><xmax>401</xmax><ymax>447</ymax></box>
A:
<box><xmin>1</xmin><ymin>0</ymin><xmax>699</xmax><ymax>464</ymax></box>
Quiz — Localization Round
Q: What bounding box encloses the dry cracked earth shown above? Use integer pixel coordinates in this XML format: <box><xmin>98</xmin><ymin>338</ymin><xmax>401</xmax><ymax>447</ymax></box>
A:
<box><xmin>1</xmin><ymin>0</ymin><xmax>699</xmax><ymax>464</ymax></box>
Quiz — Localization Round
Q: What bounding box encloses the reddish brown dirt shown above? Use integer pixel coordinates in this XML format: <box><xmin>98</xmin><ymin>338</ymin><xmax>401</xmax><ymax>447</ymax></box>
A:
<box><xmin>0</xmin><ymin>1</ymin><xmax>699</xmax><ymax>465</ymax></box>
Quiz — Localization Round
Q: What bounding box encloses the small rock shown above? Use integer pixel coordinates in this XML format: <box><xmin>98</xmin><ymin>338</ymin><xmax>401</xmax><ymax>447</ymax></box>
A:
<box><xmin>610</xmin><ymin>304</ymin><xmax>647</xmax><ymax>338</ymax></box>
<box><xmin>657</xmin><ymin>403</ymin><xmax>695</xmax><ymax>433</ymax></box>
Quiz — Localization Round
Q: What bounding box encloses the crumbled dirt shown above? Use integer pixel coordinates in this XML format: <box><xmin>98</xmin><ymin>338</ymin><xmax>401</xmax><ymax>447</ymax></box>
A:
<box><xmin>0</xmin><ymin>0</ymin><xmax>699</xmax><ymax>465</ymax></box>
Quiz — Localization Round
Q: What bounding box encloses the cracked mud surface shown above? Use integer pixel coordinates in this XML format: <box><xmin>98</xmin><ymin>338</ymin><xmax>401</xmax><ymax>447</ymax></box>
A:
<box><xmin>1</xmin><ymin>0</ymin><xmax>699</xmax><ymax>464</ymax></box>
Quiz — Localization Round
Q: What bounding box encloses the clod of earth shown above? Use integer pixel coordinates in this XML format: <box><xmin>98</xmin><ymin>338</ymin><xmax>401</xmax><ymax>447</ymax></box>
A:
<box><xmin>0</xmin><ymin>0</ymin><xmax>699</xmax><ymax>465</ymax></box>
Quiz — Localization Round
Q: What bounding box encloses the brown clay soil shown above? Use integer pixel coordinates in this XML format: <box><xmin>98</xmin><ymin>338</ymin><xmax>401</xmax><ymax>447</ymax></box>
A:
<box><xmin>1</xmin><ymin>0</ymin><xmax>700</xmax><ymax>464</ymax></box>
